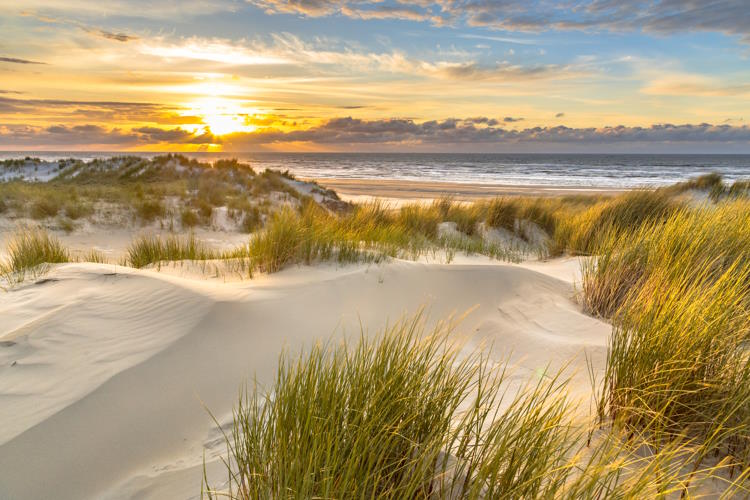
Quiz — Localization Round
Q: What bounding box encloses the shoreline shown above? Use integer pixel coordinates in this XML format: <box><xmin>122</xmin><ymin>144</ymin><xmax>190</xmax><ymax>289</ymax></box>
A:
<box><xmin>310</xmin><ymin>177</ymin><xmax>629</xmax><ymax>202</ymax></box>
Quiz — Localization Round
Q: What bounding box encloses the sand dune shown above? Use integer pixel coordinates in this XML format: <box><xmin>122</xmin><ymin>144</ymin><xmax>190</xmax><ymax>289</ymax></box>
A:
<box><xmin>0</xmin><ymin>258</ymin><xmax>609</xmax><ymax>499</ymax></box>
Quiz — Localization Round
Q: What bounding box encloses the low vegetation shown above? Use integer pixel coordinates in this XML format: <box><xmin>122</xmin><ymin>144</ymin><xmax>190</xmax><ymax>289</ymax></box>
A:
<box><xmin>0</xmin><ymin>154</ymin><xmax>324</xmax><ymax>231</ymax></box>
<box><xmin>3</xmin><ymin>162</ymin><xmax>749</xmax><ymax>494</ymax></box>
<box><xmin>0</xmin><ymin>228</ymin><xmax>69</xmax><ymax>284</ymax></box>
<box><xmin>583</xmin><ymin>200</ymin><xmax>750</xmax><ymax>474</ymax></box>
<box><xmin>204</xmin><ymin>314</ymin><xmax>745</xmax><ymax>499</ymax></box>
<box><xmin>126</xmin><ymin>233</ymin><xmax>216</xmax><ymax>269</ymax></box>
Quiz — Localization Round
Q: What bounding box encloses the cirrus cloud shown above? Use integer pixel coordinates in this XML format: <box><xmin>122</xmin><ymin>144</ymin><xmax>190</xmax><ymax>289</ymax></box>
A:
<box><xmin>246</xmin><ymin>0</ymin><xmax>750</xmax><ymax>44</ymax></box>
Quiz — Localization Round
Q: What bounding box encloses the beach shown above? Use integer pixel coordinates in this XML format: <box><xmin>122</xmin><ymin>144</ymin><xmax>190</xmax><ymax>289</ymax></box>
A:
<box><xmin>0</xmin><ymin>156</ymin><xmax>748</xmax><ymax>498</ymax></box>
<box><xmin>4</xmin><ymin>0</ymin><xmax>750</xmax><ymax>494</ymax></box>
<box><xmin>314</xmin><ymin>178</ymin><xmax>626</xmax><ymax>204</ymax></box>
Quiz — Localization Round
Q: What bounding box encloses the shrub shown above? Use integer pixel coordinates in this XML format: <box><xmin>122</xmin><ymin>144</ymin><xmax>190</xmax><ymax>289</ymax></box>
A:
<box><xmin>432</xmin><ymin>198</ymin><xmax>485</xmax><ymax>236</ymax></box>
<box><xmin>249</xmin><ymin>207</ymin><xmax>305</xmax><ymax>273</ymax></box>
<box><xmin>397</xmin><ymin>203</ymin><xmax>441</xmax><ymax>238</ymax></box>
<box><xmin>194</xmin><ymin>198</ymin><xmax>214</xmax><ymax>219</ymax></box>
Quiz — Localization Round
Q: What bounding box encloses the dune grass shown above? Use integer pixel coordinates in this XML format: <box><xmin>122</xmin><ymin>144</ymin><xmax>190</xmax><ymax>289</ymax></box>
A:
<box><xmin>204</xmin><ymin>313</ymin><xmax>742</xmax><ymax>499</ymax></box>
<box><xmin>729</xmin><ymin>179</ymin><xmax>750</xmax><ymax>198</ymax></box>
<box><xmin>0</xmin><ymin>155</ymin><xmax>311</xmax><ymax>231</ymax></box>
<box><xmin>126</xmin><ymin>233</ymin><xmax>217</xmax><ymax>268</ymax></box>
<box><xmin>243</xmin><ymin>201</ymin><xmax>521</xmax><ymax>274</ymax></box>
<box><xmin>664</xmin><ymin>172</ymin><xmax>726</xmax><ymax>200</ymax></box>
<box><xmin>3</xmin><ymin>170</ymin><xmax>750</xmax><ymax>492</ymax></box>
<box><xmin>557</xmin><ymin>190</ymin><xmax>681</xmax><ymax>256</ymax></box>
<box><xmin>0</xmin><ymin>228</ymin><xmax>69</xmax><ymax>284</ymax></box>
<box><xmin>581</xmin><ymin>200</ymin><xmax>750</xmax><ymax>474</ymax></box>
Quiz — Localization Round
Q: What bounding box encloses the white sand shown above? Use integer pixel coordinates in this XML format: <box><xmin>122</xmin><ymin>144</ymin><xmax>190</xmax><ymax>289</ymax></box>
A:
<box><xmin>0</xmin><ymin>257</ymin><xmax>609</xmax><ymax>499</ymax></box>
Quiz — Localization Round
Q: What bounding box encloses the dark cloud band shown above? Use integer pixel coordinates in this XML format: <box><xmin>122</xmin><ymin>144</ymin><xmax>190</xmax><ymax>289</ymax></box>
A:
<box><xmin>2</xmin><ymin>118</ymin><xmax>749</xmax><ymax>150</ymax></box>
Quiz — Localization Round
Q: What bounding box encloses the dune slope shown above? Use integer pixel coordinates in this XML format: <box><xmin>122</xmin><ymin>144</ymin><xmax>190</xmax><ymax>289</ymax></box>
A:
<box><xmin>0</xmin><ymin>259</ymin><xmax>609</xmax><ymax>500</ymax></box>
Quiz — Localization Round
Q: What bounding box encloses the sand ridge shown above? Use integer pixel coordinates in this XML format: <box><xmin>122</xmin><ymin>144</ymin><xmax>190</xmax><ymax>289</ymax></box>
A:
<box><xmin>0</xmin><ymin>258</ymin><xmax>609</xmax><ymax>499</ymax></box>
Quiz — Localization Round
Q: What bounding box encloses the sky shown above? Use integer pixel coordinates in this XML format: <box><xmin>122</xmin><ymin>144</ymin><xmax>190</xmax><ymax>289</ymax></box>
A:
<box><xmin>1</xmin><ymin>0</ymin><xmax>749</xmax><ymax>153</ymax></box>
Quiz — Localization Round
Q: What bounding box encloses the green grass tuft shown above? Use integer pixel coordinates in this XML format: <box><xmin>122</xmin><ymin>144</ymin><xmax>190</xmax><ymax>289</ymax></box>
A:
<box><xmin>1</xmin><ymin>228</ymin><xmax>69</xmax><ymax>284</ymax></box>
<box><xmin>204</xmin><ymin>313</ymin><xmax>739</xmax><ymax>499</ymax></box>
<box><xmin>583</xmin><ymin>200</ymin><xmax>750</xmax><ymax>470</ymax></box>
<box><xmin>127</xmin><ymin>233</ymin><xmax>216</xmax><ymax>268</ymax></box>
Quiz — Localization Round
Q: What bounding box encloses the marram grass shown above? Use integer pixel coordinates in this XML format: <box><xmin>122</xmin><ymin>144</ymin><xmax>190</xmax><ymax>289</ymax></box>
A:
<box><xmin>243</xmin><ymin>201</ymin><xmax>521</xmax><ymax>274</ymax></box>
<box><xmin>126</xmin><ymin>233</ymin><xmax>217</xmax><ymax>268</ymax></box>
<box><xmin>203</xmin><ymin>313</ymin><xmax>746</xmax><ymax>499</ymax></box>
<box><xmin>0</xmin><ymin>228</ymin><xmax>69</xmax><ymax>284</ymax></box>
<box><xmin>582</xmin><ymin>200</ymin><xmax>750</xmax><ymax>474</ymax></box>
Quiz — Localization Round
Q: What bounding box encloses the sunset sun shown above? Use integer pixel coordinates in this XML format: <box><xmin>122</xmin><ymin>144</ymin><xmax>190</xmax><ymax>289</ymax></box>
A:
<box><xmin>187</xmin><ymin>98</ymin><xmax>257</xmax><ymax>136</ymax></box>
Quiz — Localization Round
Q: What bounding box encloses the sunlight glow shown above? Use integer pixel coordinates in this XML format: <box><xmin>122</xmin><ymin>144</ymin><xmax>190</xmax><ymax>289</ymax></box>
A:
<box><xmin>185</xmin><ymin>97</ymin><xmax>258</xmax><ymax>136</ymax></box>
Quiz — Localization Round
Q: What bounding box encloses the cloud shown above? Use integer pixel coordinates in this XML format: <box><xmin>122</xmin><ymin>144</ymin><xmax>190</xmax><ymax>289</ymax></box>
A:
<box><xmin>458</xmin><ymin>34</ymin><xmax>537</xmax><ymax>46</ymax></box>
<box><xmin>139</xmin><ymin>38</ymin><xmax>290</xmax><ymax>66</ymax></box>
<box><xmin>2</xmin><ymin>124</ymin><xmax>141</xmax><ymax>146</ymax></box>
<box><xmin>555</xmin><ymin>112</ymin><xmax>565</xmax><ymax>118</ymax></box>
<box><xmin>642</xmin><ymin>75</ymin><xmax>750</xmax><ymax>97</ymax></box>
<box><xmin>419</xmin><ymin>60</ymin><xmax>580</xmax><ymax>82</ymax></box>
<box><xmin>0</xmin><ymin>123</ymin><xmax>216</xmax><ymax>147</ymax></box>
<box><xmin>466</xmin><ymin>116</ymin><xmax>499</xmax><ymax>126</ymax></box>
<box><xmin>220</xmin><ymin>118</ymin><xmax>750</xmax><ymax>148</ymax></box>
<box><xmin>98</xmin><ymin>30</ymin><xmax>138</xmax><ymax>42</ymax></box>
<box><xmin>2</xmin><ymin>119</ymin><xmax>749</xmax><ymax>150</ymax></box>
<box><xmin>503</xmin><ymin>116</ymin><xmax>523</xmax><ymax>122</ymax></box>
<box><xmin>0</xmin><ymin>56</ymin><xmax>46</xmax><ymax>65</ymax></box>
<box><xmin>0</xmin><ymin>96</ymin><xmax>207</xmax><ymax>127</ymax></box>
<box><xmin>3</xmin><ymin>1</ymin><xmax>239</xmax><ymax>20</ymax></box>
<box><xmin>246</xmin><ymin>1</ymin><xmax>750</xmax><ymax>43</ymax></box>
<box><xmin>133</xmin><ymin>126</ymin><xmax>217</xmax><ymax>143</ymax></box>
<box><xmin>127</xmin><ymin>33</ymin><xmax>579</xmax><ymax>84</ymax></box>
<box><xmin>0</xmin><ymin>95</ymin><xmax>166</xmax><ymax>117</ymax></box>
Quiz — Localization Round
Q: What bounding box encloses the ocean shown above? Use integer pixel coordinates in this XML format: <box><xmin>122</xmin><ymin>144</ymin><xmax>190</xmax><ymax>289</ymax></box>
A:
<box><xmin>1</xmin><ymin>152</ymin><xmax>749</xmax><ymax>188</ymax></box>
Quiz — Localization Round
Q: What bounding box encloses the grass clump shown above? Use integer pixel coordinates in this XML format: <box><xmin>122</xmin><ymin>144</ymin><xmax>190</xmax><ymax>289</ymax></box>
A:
<box><xmin>728</xmin><ymin>179</ymin><xmax>750</xmax><ymax>198</ymax></box>
<box><xmin>244</xmin><ymin>202</ymin><xmax>519</xmax><ymax>274</ymax></box>
<box><xmin>135</xmin><ymin>198</ymin><xmax>166</xmax><ymax>223</ymax></box>
<box><xmin>79</xmin><ymin>249</ymin><xmax>108</xmax><ymax>264</ymax></box>
<box><xmin>239</xmin><ymin>206</ymin><xmax>262</xmax><ymax>233</ymax></box>
<box><xmin>1</xmin><ymin>228</ymin><xmax>69</xmax><ymax>283</ymax></box>
<box><xmin>666</xmin><ymin>172</ymin><xmax>726</xmax><ymax>200</ymax></box>
<box><xmin>180</xmin><ymin>208</ymin><xmax>200</xmax><ymax>228</ymax></box>
<box><xmin>584</xmin><ymin>200</ymin><xmax>750</xmax><ymax>471</ymax></box>
<box><xmin>30</xmin><ymin>197</ymin><xmax>62</xmax><ymax>219</ymax></box>
<box><xmin>205</xmin><ymin>313</ymin><xmax>731</xmax><ymax>499</ymax></box>
<box><xmin>560</xmin><ymin>190</ymin><xmax>679</xmax><ymax>255</ymax></box>
<box><xmin>434</xmin><ymin>198</ymin><xmax>483</xmax><ymax>235</ymax></box>
<box><xmin>63</xmin><ymin>200</ymin><xmax>94</xmax><ymax>220</ymax></box>
<box><xmin>127</xmin><ymin>233</ymin><xmax>216</xmax><ymax>268</ymax></box>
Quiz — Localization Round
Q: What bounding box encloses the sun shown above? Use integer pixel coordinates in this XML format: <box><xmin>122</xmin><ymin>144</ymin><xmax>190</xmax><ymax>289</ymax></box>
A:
<box><xmin>186</xmin><ymin>97</ymin><xmax>257</xmax><ymax>136</ymax></box>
